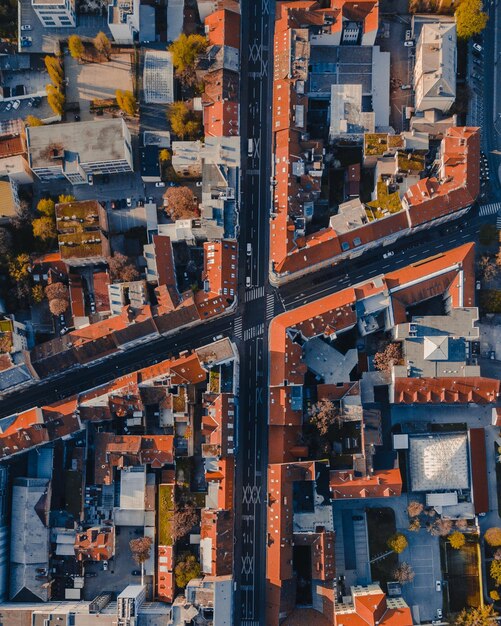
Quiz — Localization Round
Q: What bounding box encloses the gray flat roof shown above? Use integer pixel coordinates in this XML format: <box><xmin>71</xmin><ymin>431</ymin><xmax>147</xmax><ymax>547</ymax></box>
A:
<box><xmin>27</xmin><ymin>119</ymin><xmax>128</xmax><ymax>169</ymax></box>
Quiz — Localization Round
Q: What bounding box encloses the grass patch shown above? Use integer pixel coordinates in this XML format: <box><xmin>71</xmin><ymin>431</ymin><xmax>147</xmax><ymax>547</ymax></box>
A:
<box><xmin>366</xmin><ymin>507</ymin><xmax>398</xmax><ymax>588</ymax></box>
<box><xmin>209</xmin><ymin>369</ymin><xmax>220</xmax><ymax>393</ymax></box>
<box><xmin>366</xmin><ymin>179</ymin><xmax>402</xmax><ymax>218</ymax></box>
<box><xmin>158</xmin><ymin>483</ymin><xmax>175</xmax><ymax>546</ymax></box>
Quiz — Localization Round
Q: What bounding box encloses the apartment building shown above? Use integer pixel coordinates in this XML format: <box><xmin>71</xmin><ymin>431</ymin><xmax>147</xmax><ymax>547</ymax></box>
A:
<box><xmin>32</xmin><ymin>0</ymin><xmax>76</xmax><ymax>27</ymax></box>
<box><xmin>108</xmin><ymin>0</ymin><xmax>140</xmax><ymax>43</ymax></box>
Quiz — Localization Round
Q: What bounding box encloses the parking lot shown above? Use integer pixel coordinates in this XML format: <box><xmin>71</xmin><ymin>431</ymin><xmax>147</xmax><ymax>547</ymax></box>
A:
<box><xmin>64</xmin><ymin>52</ymin><xmax>134</xmax><ymax>122</ymax></box>
<box><xmin>82</xmin><ymin>526</ymin><xmax>153</xmax><ymax>599</ymax></box>
<box><xmin>19</xmin><ymin>0</ymin><xmax>110</xmax><ymax>54</ymax></box>
<box><xmin>377</xmin><ymin>16</ymin><xmax>414</xmax><ymax>131</ymax></box>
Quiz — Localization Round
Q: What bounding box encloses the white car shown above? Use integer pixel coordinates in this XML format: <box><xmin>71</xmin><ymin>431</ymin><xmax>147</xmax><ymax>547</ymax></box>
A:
<box><xmin>155</xmin><ymin>182</ymin><xmax>165</xmax><ymax>187</ymax></box>
<box><xmin>126</xmin><ymin>197</ymin><xmax>132</xmax><ymax>207</ymax></box>
<box><xmin>405</xmin><ymin>29</ymin><xmax>412</xmax><ymax>40</ymax></box>
<box><xmin>195</xmin><ymin>181</ymin><xmax>203</xmax><ymax>187</ymax></box>
<box><xmin>404</xmin><ymin>40</ymin><xmax>414</xmax><ymax>47</ymax></box>
<box><xmin>473</xmin><ymin>43</ymin><xmax>482</xmax><ymax>52</ymax></box>
<box><xmin>20</xmin><ymin>24</ymin><xmax>32</xmax><ymax>31</ymax></box>
<box><xmin>436</xmin><ymin>580</ymin><xmax>441</xmax><ymax>592</ymax></box>
<box><xmin>383</xmin><ymin>251</ymin><xmax>394</xmax><ymax>259</ymax></box>
<box><xmin>12</xmin><ymin>100</ymin><xmax>21</xmax><ymax>110</ymax></box>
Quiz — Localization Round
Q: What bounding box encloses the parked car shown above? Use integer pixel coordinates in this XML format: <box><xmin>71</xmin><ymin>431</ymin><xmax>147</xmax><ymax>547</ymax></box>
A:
<box><xmin>12</xmin><ymin>100</ymin><xmax>21</xmax><ymax>110</ymax></box>
<box><xmin>400</xmin><ymin>84</ymin><xmax>412</xmax><ymax>90</ymax></box>
<box><xmin>131</xmin><ymin>570</ymin><xmax>141</xmax><ymax>576</ymax></box>
<box><xmin>473</xmin><ymin>42</ymin><xmax>482</xmax><ymax>52</ymax></box>
<box><xmin>195</xmin><ymin>181</ymin><xmax>203</xmax><ymax>187</ymax></box>
<box><xmin>155</xmin><ymin>181</ymin><xmax>165</xmax><ymax>187</ymax></box>
<box><xmin>85</xmin><ymin>572</ymin><xmax>97</xmax><ymax>578</ymax></box>
<box><xmin>21</xmin><ymin>24</ymin><xmax>32</xmax><ymax>30</ymax></box>
<box><xmin>436</xmin><ymin>609</ymin><xmax>443</xmax><ymax>619</ymax></box>
<box><xmin>383</xmin><ymin>250</ymin><xmax>394</xmax><ymax>259</ymax></box>
<box><xmin>213</xmin><ymin>334</ymin><xmax>223</xmax><ymax>342</ymax></box>
<box><xmin>247</xmin><ymin>243</ymin><xmax>252</xmax><ymax>256</ymax></box>
<box><xmin>147</xmin><ymin>196</ymin><xmax>154</xmax><ymax>204</ymax></box>
<box><xmin>405</xmin><ymin>29</ymin><xmax>412</xmax><ymax>40</ymax></box>
<box><xmin>5</xmin><ymin>102</ymin><xmax>12</xmax><ymax>111</ymax></box>
<box><xmin>126</xmin><ymin>197</ymin><xmax>132</xmax><ymax>207</ymax></box>
<box><xmin>352</xmin><ymin>515</ymin><xmax>364</xmax><ymax>521</ymax></box>
<box><xmin>74</xmin><ymin>114</ymin><xmax>80</xmax><ymax>121</ymax></box>
<box><xmin>246</xmin><ymin>276</ymin><xmax>251</xmax><ymax>288</ymax></box>
<box><xmin>21</xmin><ymin>39</ymin><xmax>32</xmax><ymax>47</ymax></box>
<box><xmin>476</xmin><ymin>280</ymin><xmax>481</xmax><ymax>290</ymax></box>
<box><xmin>404</xmin><ymin>40</ymin><xmax>414</xmax><ymax>47</ymax></box>
<box><xmin>436</xmin><ymin>580</ymin><xmax>441</xmax><ymax>592</ymax></box>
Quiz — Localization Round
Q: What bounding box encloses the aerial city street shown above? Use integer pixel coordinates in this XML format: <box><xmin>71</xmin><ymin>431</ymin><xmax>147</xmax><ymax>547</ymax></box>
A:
<box><xmin>0</xmin><ymin>0</ymin><xmax>500</xmax><ymax>624</ymax></box>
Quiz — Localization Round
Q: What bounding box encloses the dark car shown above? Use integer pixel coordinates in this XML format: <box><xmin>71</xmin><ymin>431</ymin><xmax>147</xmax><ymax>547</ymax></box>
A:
<box><xmin>85</xmin><ymin>572</ymin><xmax>97</xmax><ymax>578</ymax></box>
<box><xmin>131</xmin><ymin>570</ymin><xmax>141</xmax><ymax>576</ymax></box>
<box><xmin>120</xmin><ymin>198</ymin><xmax>127</xmax><ymax>209</ymax></box>
<box><xmin>352</xmin><ymin>515</ymin><xmax>364</xmax><ymax>521</ymax></box>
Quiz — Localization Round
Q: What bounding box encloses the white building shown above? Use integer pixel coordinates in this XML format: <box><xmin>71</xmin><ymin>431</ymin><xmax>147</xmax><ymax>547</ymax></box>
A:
<box><xmin>26</xmin><ymin>119</ymin><xmax>133</xmax><ymax>184</ymax></box>
<box><xmin>117</xmin><ymin>584</ymin><xmax>146</xmax><ymax>622</ymax></box>
<box><xmin>414</xmin><ymin>18</ymin><xmax>457</xmax><ymax>113</ymax></box>
<box><xmin>32</xmin><ymin>0</ymin><xmax>76</xmax><ymax>27</ymax></box>
<box><xmin>108</xmin><ymin>0</ymin><xmax>140</xmax><ymax>43</ymax></box>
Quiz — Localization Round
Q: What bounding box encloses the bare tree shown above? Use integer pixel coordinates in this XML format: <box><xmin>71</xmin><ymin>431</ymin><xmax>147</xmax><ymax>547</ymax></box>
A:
<box><xmin>107</xmin><ymin>252</ymin><xmax>139</xmax><ymax>283</ymax></box>
<box><xmin>392</xmin><ymin>562</ymin><xmax>415</xmax><ymax>584</ymax></box>
<box><xmin>373</xmin><ymin>343</ymin><xmax>402</xmax><ymax>372</ymax></box>
<box><xmin>129</xmin><ymin>536</ymin><xmax>152</xmax><ymax>585</ymax></box>
<box><xmin>427</xmin><ymin>518</ymin><xmax>453</xmax><ymax>537</ymax></box>
<box><xmin>162</xmin><ymin>186</ymin><xmax>198</xmax><ymax>221</ymax></box>
<box><xmin>308</xmin><ymin>399</ymin><xmax>341</xmax><ymax>437</ymax></box>
<box><xmin>172</xmin><ymin>503</ymin><xmax>198</xmax><ymax>542</ymax></box>
<box><xmin>407</xmin><ymin>501</ymin><xmax>424</xmax><ymax>518</ymax></box>
<box><xmin>45</xmin><ymin>282</ymin><xmax>69</xmax><ymax>315</ymax></box>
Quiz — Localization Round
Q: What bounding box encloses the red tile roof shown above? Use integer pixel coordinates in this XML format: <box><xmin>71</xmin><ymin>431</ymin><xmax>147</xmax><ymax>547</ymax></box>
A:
<box><xmin>393</xmin><ymin>377</ymin><xmax>499</xmax><ymax>404</ymax></box>
<box><xmin>330</xmin><ymin>468</ymin><xmax>402</xmax><ymax>499</ymax></box>
<box><xmin>470</xmin><ymin>428</ymin><xmax>489</xmax><ymax>515</ymax></box>
<box><xmin>203</xmin><ymin>100</ymin><xmax>239</xmax><ymax>137</ymax></box>
<box><xmin>205</xmin><ymin>8</ymin><xmax>240</xmax><ymax>49</ymax></box>
<box><xmin>69</xmin><ymin>274</ymin><xmax>85</xmax><ymax>318</ymax></box>
<box><xmin>74</xmin><ymin>527</ymin><xmax>114</xmax><ymax>562</ymax></box>
<box><xmin>200</xmin><ymin>508</ymin><xmax>234</xmax><ymax>576</ymax></box>
<box><xmin>157</xmin><ymin>545</ymin><xmax>174</xmax><ymax>602</ymax></box>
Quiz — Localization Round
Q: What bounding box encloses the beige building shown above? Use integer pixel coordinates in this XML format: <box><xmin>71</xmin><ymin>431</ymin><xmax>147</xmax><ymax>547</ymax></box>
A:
<box><xmin>413</xmin><ymin>17</ymin><xmax>456</xmax><ymax>113</ymax></box>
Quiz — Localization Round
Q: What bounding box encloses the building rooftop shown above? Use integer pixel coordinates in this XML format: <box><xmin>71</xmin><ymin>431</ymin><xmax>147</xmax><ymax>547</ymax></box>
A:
<box><xmin>27</xmin><ymin>119</ymin><xmax>129</xmax><ymax>170</ymax></box>
<box><xmin>409</xmin><ymin>433</ymin><xmax>469</xmax><ymax>492</ymax></box>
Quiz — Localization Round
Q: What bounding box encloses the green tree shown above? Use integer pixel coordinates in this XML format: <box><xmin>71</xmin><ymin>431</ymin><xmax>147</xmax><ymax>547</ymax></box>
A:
<box><xmin>167</xmin><ymin>102</ymin><xmax>201</xmax><ymax>140</ymax></box>
<box><xmin>169</xmin><ymin>33</ymin><xmax>208</xmax><ymax>82</ymax></box>
<box><xmin>175</xmin><ymin>554</ymin><xmax>201</xmax><ymax>588</ymax></box>
<box><xmin>455</xmin><ymin>605</ymin><xmax>498</xmax><ymax>626</ymax></box>
<box><xmin>25</xmin><ymin>115</ymin><xmax>43</xmax><ymax>127</ymax></box>
<box><xmin>115</xmin><ymin>90</ymin><xmax>137</xmax><ymax>116</ymax></box>
<box><xmin>485</xmin><ymin>527</ymin><xmax>501</xmax><ymax>547</ymax></box>
<box><xmin>455</xmin><ymin>0</ymin><xmax>488</xmax><ymax>39</ymax></box>
<box><xmin>94</xmin><ymin>31</ymin><xmax>111</xmax><ymax>59</ymax></box>
<box><xmin>449</xmin><ymin>531</ymin><xmax>466</xmax><ymax>550</ymax></box>
<box><xmin>37</xmin><ymin>198</ymin><xmax>55</xmax><ymax>217</ymax></box>
<box><xmin>68</xmin><ymin>34</ymin><xmax>84</xmax><ymax>60</ymax></box>
<box><xmin>387</xmin><ymin>533</ymin><xmax>408</xmax><ymax>554</ymax></box>
<box><xmin>8</xmin><ymin>253</ymin><xmax>30</xmax><ymax>283</ymax></box>
<box><xmin>44</xmin><ymin>55</ymin><xmax>63</xmax><ymax>86</ymax></box>
<box><xmin>46</xmin><ymin>84</ymin><xmax>65</xmax><ymax>116</ymax></box>
<box><xmin>33</xmin><ymin>216</ymin><xmax>56</xmax><ymax>242</ymax></box>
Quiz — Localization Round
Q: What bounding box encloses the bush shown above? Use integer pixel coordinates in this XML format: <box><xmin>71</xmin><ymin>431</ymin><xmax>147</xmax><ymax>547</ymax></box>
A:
<box><xmin>485</xmin><ymin>527</ymin><xmax>501</xmax><ymax>546</ymax></box>
<box><xmin>25</xmin><ymin>115</ymin><xmax>43</xmax><ymax>127</ymax></box>
<box><xmin>387</xmin><ymin>533</ymin><xmax>408</xmax><ymax>554</ymax></box>
<box><xmin>68</xmin><ymin>35</ymin><xmax>84</xmax><ymax>59</ymax></box>
<box><xmin>167</xmin><ymin>102</ymin><xmax>202</xmax><ymax>140</ymax></box>
<box><xmin>174</xmin><ymin>554</ymin><xmax>201</xmax><ymax>588</ymax></box>
<box><xmin>94</xmin><ymin>32</ymin><xmax>111</xmax><ymax>59</ymax></box>
<box><xmin>448</xmin><ymin>531</ymin><xmax>466</xmax><ymax>550</ymax></box>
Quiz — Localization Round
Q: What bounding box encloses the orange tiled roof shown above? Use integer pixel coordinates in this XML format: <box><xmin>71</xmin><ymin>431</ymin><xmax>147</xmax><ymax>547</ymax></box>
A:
<box><xmin>200</xmin><ymin>508</ymin><xmax>234</xmax><ymax>576</ymax></box>
<box><xmin>74</xmin><ymin>526</ymin><xmax>114</xmax><ymax>562</ymax></box>
<box><xmin>330</xmin><ymin>468</ymin><xmax>402</xmax><ymax>499</ymax></box>
<box><xmin>205</xmin><ymin>8</ymin><xmax>240</xmax><ymax>49</ymax></box>
<box><xmin>157</xmin><ymin>545</ymin><xmax>174</xmax><ymax>602</ymax></box>
<box><xmin>203</xmin><ymin>100</ymin><xmax>239</xmax><ymax>137</ymax></box>
<box><xmin>393</xmin><ymin>377</ymin><xmax>500</xmax><ymax>404</ymax></box>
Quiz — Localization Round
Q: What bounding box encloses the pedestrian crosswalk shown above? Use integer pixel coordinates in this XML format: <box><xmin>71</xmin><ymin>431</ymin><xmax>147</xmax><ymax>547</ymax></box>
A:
<box><xmin>233</xmin><ymin>316</ymin><xmax>243</xmax><ymax>340</ymax></box>
<box><xmin>243</xmin><ymin>323</ymin><xmax>264</xmax><ymax>341</ymax></box>
<box><xmin>266</xmin><ymin>293</ymin><xmax>275</xmax><ymax>320</ymax></box>
<box><xmin>241</xmin><ymin>621</ymin><xmax>260</xmax><ymax>626</ymax></box>
<box><xmin>479</xmin><ymin>202</ymin><xmax>501</xmax><ymax>217</ymax></box>
<box><xmin>244</xmin><ymin>286</ymin><xmax>265</xmax><ymax>302</ymax></box>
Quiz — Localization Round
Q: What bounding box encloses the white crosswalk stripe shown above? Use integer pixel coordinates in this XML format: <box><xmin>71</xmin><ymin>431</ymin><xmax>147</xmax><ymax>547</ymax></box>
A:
<box><xmin>266</xmin><ymin>293</ymin><xmax>275</xmax><ymax>320</ymax></box>
<box><xmin>243</xmin><ymin>323</ymin><xmax>264</xmax><ymax>341</ymax></box>
<box><xmin>244</xmin><ymin>286</ymin><xmax>265</xmax><ymax>302</ymax></box>
<box><xmin>241</xmin><ymin>621</ymin><xmax>260</xmax><ymax>626</ymax></box>
<box><xmin>479</xmin><ymin>202</ymin><xmax>501</xmax><ymax>216</ymax></box>
<box><xmin>233</xmin><ymin>316</ymin><xmax>243</xmax><ymax>339</ymax></box>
